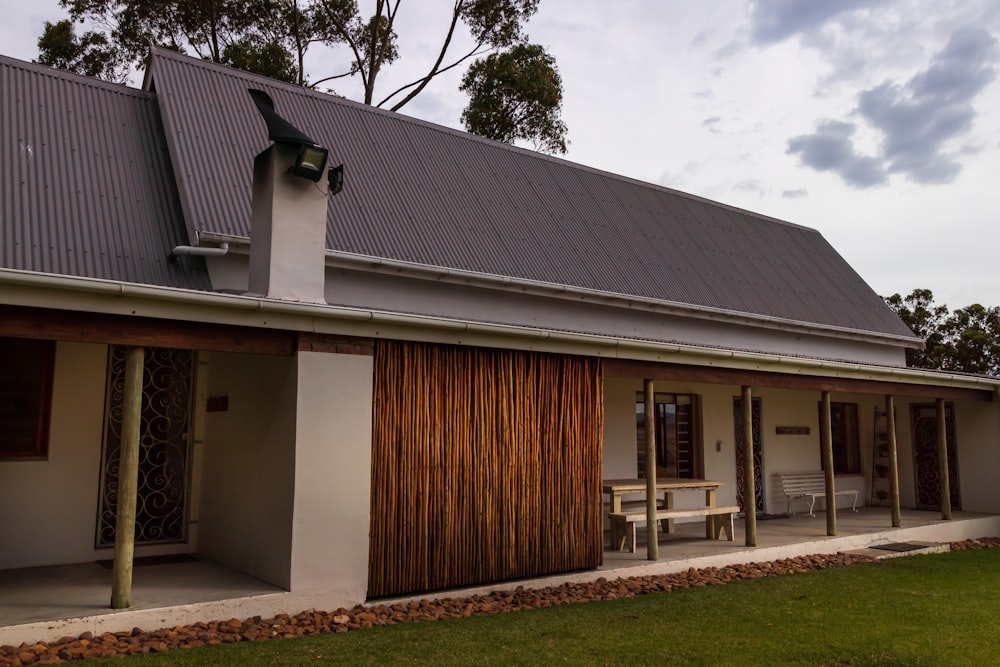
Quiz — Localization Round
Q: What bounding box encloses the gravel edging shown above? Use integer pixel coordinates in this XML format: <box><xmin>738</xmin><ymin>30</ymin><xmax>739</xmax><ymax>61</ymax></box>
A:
<box><xmin>3</xmin><ymin>537</ymin><xmax>999</xmax><ymax>664</ymax></box>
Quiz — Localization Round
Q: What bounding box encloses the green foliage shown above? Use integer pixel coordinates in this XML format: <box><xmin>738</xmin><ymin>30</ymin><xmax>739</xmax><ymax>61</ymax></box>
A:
<box><xmin>221</xmin><ymin>38</ymin><xmax>298</xmax><ymax>83</ymax></box>
<box><xmin>885</xmin><ymin>288</ymin><xmax>1000</xmax><ymax>376</ymax></box>
<box><xmin>460</xmin><ymin>43</ymin><xmax>567</xmax><ymax>154</ymax></box>
<box><xmin>36</xmin><ymin>19</ymin><xmax>127</xmax><ymax>81</ymax></box>
<box><xmin>87</xmin><ymin>548</ymin><xmax>1000</xmax><ymax>666</ymax></box>
<box><xmin>458</xmin><ymin>0</ymin><xmax>538</xmax><ymax>47</ymax></box>
<box><xmin>885</xmin><ymin>288</ymin><xmax>951</xmax><ymax>369</ymax></box>
<box><xmin>38</xmin><ymin>0</ymin><xmax>307</xmax><ymax>81</ymax></box>
<box><xmin>35</xmin><ymin>0</ymin><xmax>569</xmax><ymax>153</ymax></box>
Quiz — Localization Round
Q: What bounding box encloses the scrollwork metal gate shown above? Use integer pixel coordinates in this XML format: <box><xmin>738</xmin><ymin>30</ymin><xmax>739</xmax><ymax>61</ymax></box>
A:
<box><xmin>733</xmin><ymin>396</ymin><xmax>766</xmax><ymax>513</ymax></box>
<box><xmin>96</xmin><ymin>346</ymin><xmax>195</xmax><ymax>547</ymax></box>
<box><xmin>911</xmin><ymin>402</ymin><xmax>961</xmax><ymax>511</ymax></box>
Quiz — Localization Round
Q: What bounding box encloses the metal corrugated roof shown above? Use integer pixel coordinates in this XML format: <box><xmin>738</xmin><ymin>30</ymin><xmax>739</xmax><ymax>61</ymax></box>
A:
<box><xmin>0</xmin><ymin>55</ymin><xmax>209</xmax><ymax>290</ymax></box>
<box><xmin>147</xmin><ymin>48</ymin><xmax>914</xmax><ymax>339</ymax></box>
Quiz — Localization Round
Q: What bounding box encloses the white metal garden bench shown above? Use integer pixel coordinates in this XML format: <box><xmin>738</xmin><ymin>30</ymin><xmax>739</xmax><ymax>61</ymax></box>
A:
<box><xmin>778</xmin><ymin>472</ymin><xmax>858</xmax><ymax>517</ymax></box>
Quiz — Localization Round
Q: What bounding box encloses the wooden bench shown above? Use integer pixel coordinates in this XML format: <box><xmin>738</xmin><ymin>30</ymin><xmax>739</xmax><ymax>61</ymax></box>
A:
<box><xmin>608</xmin><ymin>505</ymin><xmax>739</xmax><ymax>553</ymax></box>
<box><xmin>778</xmin><ymin>472</ymin><xmax>859</xmax><ymax>517</ymax></box>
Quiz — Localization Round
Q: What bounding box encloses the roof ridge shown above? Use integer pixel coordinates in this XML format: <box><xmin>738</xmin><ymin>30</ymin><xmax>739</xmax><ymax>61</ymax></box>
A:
<box><xmin>0</xmin><ymin>53</ymin><xmax>153</xmax><ymax>100</ymax></box>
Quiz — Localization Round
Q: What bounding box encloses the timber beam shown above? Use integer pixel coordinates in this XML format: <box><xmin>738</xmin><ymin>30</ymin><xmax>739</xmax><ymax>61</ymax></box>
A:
<box><xmin>0</xmin><ymin>304</ymin><xmax>296</xmax><ymax>356</ymax></box>
<box><xmin>604</xmin><ymin>359</ymin><xmax>993</xmax><ymax>402</ymax></box>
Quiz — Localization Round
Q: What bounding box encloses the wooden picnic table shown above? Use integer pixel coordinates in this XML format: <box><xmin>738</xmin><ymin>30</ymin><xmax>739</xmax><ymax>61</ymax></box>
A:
<box><xmin>602</xmin><ymin>477</ymin><xmax>724</xmax><ymax>539</ymax></box>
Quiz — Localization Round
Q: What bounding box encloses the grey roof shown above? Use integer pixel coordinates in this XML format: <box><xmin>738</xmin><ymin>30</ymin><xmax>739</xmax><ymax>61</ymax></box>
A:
<box><xmin>146</xmin><ymin>48</ymin><xmax>912</xmax><ymax>339</ymax></box>
<box><xmin>0</xmin><ymin>55</ymin><xmax>209</xmax><ymax>290</ymax></box>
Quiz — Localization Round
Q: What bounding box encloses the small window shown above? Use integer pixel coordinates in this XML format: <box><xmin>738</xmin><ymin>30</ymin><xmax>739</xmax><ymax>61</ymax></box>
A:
<box><xmin>0</xmin><ymin>337</ymin><xmax>56</xmax><ymax>460</ymax></box>
<box><xmin>818</xmin><ymin>401</ymin><xmax>860</xmax><ymax>474</ymax></box>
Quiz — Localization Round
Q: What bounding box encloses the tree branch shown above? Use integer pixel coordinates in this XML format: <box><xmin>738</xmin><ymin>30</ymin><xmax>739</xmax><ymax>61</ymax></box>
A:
<box><xmin>290</xmin><ymin>0</ymin><xmax>306</xmax><ymax>85</ymax></box>
<box><xmin>364</xmin><ymin>0</ymin><xmax>385</xmax><ymax>103</ymax></box>
<box><xmin>317</xmin><ymin>0</ymin><xmax>370</xmax><ymax>91</ymax></box>
<box><xmin>382</xmin><ymin>0</ymin><xmax>466</xmax><ymax>110</ymax></box>
<box><xmin>378</xmin><ymin>43</ymin><xmax>490</xmax><ymax>108</ymax></box>
<box><xmin>308</xmin><ymin>69</ymin><xmax>359</xmax><ymax>87</ymax></box>
<box><xmin>367</xmin><ymin>0</ymin><xmax>400</xmax><ymax>96</ymax></box>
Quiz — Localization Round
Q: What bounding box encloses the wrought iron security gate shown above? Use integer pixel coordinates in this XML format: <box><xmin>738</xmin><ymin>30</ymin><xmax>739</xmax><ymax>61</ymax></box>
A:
<box><xmin>733</xmin><ymin>396</ymin><xmax>766</xmax><ymax>513</ymax></box>
<box><xmin>96</xmin><ymin>346</ymin><xmax>195</xmax><ymax>547</ymax></box>
<box><xmin>911</xmin><ymin>402</ymin><xmax>961</xmax><ymax>511</ymax></box>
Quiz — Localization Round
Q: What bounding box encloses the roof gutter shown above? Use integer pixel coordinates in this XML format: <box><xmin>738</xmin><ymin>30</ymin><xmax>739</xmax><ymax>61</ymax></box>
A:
<box><xmin>195</xmin><ymin>231</ymin><xmax>923</xmax><ymax>350</ymax></box>
<box><xmin>0</xmin><ymin>268</ymin><xmax>994</xmax><ymax>393</ymax></box>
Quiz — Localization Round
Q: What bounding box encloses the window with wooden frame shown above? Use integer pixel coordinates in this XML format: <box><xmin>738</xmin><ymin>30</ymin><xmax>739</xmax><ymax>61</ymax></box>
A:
<box><xmin>635</xmin><ymin>393</ymin><xmax>703</xmax><ymax>478</ymax></box>
<box><xmin>0</xmin><ymin>337</ymin><xmax>56</xmax><ymax>460</ymax></box>
<box><xmin>818</xmin><ymin>401</ymin><xmax>861</xmax><ymax>474</ymax></box>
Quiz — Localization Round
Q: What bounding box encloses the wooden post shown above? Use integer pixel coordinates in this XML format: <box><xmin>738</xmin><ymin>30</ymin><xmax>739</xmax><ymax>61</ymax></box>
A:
<box><xmin>819</xmin><ymin>390</ymin><xmax>837</xmax><ymax>536</ymax></box>
<box><xmin>741</xmin><ymin>386</ymin><xmax>757</xmax><ymax>547</ymax></box>
<box><xmin>937</xmin><ymin>398</ymin><xmax>952</xmax><ymax>521</ymax></box>
<box><xmin>885</xmin><ymin>395</ymin><xmax>901</xmax><ymax>528</ymax></box>
<box><xmin>644</xmin><ymin>379</ymin><xmax>658</xmax><ymax>561</ymax></box>
<box><xmin>111</xmin><ymin>346</ymin><xmax>144</xmax><ymax>609</ymax></box>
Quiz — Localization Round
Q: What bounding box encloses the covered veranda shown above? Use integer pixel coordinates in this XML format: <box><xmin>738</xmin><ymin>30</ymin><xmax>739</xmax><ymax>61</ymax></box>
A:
<box><xmin>603</xmin><ymin>356</ymin><xmax>1000</xmax><ymax>561</ymax></box>
<box><xmin>3</xmin><ymin>507</ymin><xmax>996</xmax><ymax>646</ymax></box>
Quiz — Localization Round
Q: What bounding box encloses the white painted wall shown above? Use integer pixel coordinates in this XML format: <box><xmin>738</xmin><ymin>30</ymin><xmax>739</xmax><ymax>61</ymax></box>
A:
<box><xmin>247</xmin><ymin>144</ymin><xmax>328</xmax><ymax>304</ymax></box>
<box><xmin>288</xmin><ymin>351</ymin><xmax>374</xmax><ymax>607</ymax></box>
<box><xmin>602</xmin><ymin>377</ymin><xmax>640</xmax><ymax>480</ymax></box>
<box><xmin>206</xmin><ymin>254</ymin><xmax>909</xmax><ymax>367</ymax></box>
<box><xmin>0</xmin><ymin>342</ymin><xmax>107</xmax><ymax>569</ymax></box>
<box><xmin>953</xmin><ymin>401</ymin><xmax>1000</xmax><ymax>512</ymax></box>
<box><xmin>699</xmin><ymin>384</ymin><xmax>741</xmax><ymax>506</ymax></box>
<box><xmin>754</xmin><ymin>389</ymin><xmax>873</xmax><ymax>515</ymax></box>
<box><xmin>197</xmin><ymin>352</ymin><xmax>297</xmax><ymax>589</ymax></box>
<box><xmin>889</xmin><ymin>399</ymin><xmax>917</xmax><ymax>508</ymax></box>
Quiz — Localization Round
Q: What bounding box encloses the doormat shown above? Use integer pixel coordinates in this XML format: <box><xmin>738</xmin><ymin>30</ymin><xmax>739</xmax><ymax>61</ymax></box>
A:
<box><xmin>870</xmin><ymin>542</ymin><xmax>926</xmax><ymax>553</ymax></box>
<box><xmin>96</xmin><ymin>554</ymin><xmax>198</xmax><ymax>570</ymax></box>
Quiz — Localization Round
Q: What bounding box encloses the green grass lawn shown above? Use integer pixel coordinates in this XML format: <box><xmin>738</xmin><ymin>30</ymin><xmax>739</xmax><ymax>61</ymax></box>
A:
<box><xmin>91</xmin><ymin>548</ymin><xmax>1000</xmax><ymax>666</ymax></box>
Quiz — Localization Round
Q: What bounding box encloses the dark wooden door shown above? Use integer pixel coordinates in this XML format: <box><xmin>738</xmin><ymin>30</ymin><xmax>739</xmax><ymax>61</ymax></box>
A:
<box><xmin>911</xmin><ymin>403</ymin><xmax>961</xmax><ymax>511</ymax></box>
<box><xmin>733</xmin><ymin>397</ymin><xmax>765</xmax><ymax>512</ymax></box>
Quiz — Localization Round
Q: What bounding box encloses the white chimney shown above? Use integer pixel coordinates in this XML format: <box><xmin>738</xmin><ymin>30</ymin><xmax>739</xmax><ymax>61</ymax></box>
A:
<box><xmin>247</xmin><ymin>143</ymin><xmax>329</xmax><ymax>303</ymax></box>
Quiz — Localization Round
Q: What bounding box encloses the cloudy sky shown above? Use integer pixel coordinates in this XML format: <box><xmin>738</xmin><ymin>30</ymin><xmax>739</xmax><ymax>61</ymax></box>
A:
<box><xmin>3</xmin><ymin>1</ymin><xmax>999</xmax><ymax>309</ymax></box>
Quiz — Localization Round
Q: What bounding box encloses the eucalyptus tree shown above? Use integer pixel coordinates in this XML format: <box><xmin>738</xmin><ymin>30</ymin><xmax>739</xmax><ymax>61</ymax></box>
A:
<box><xmin>36</xmin><ymin>0</ymin><xmax>568</xmax><ymax>152</ymax></box>
<box><xmin>885</xmin><ymin>289</ymin><xmax>1000</xmax><ymax>376</ymax></box>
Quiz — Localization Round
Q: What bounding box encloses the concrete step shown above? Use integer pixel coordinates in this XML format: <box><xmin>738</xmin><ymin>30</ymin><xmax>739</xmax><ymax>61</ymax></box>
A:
<box><xmin>843</xmin><ymin>541</ymin><xmax>949</xmax><ymax>560</ymax></box>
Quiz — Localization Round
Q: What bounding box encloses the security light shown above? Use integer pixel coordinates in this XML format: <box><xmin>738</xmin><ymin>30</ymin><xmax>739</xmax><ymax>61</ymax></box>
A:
<box><xmin>248</xmin><ymin>88</ymin><xmax>342</xmax><ymax>186</ymax></box>
<box><xmin>328</xmin><ymin>164</ymin><xmax>345</xmax><ymax>195</ymax></box>
<box><xmin>292</xmin><ymin>145</ymin><xmax>329</xmax><ymax>182</ymax></box>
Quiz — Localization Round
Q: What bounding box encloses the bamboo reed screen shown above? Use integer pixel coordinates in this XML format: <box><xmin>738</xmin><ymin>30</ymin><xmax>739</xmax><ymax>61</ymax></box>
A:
<box><xmin>368</xmin><ymin>340</ymin><xmax>604</xmax><ymax>598</ymax></box>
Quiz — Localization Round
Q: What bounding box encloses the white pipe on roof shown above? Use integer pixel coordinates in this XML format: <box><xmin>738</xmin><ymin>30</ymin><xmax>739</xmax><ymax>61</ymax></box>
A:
<box><xmin>1</xmin><ymin>267</ymin><xmax>995</xmax><ymax>393</ymax></box>
<box><xmin>171</xmin><ymin>242</ymin><xmax>230</xmax><ymax>257</ymax></box>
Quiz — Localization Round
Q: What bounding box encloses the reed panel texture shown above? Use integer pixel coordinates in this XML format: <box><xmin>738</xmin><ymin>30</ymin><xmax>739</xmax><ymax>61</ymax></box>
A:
<box><xmin>368</xmin><ymin>340</ymin><xmax>604</xmax><ymax>598</ymax></box>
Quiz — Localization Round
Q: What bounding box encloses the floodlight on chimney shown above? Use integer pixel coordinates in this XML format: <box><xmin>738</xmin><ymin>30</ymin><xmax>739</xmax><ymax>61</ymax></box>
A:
<box><xmin>248</xmin><ymin>88</ymin><xmax>332</xmax><ymax>185</ymax></box>
<box><xmin>292</xmin><ymin>144</ymin><xmax>329</xmax><ymax>182</ymax></box>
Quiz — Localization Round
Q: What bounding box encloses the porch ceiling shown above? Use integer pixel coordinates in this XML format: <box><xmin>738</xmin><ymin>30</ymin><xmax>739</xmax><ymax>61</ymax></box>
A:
<box><xmin>605</xmin><ymin>359</ymin><xmax>995</xmax><ymax>402</ymax></box>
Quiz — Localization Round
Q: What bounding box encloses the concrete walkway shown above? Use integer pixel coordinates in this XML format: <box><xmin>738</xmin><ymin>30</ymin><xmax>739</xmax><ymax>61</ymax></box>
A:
<box><xmin>2</xmin><ymin>507</ymin><xmax>997</xmax><ymax>646</ymax></box>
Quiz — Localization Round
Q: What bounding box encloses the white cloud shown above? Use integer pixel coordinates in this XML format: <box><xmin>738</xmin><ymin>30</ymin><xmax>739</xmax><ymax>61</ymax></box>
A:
<box><xmin>748</xmin><ymin>0</ymin><xmax>889</xmax><ymax>44</ymax></box>
<box><xmin>786</xmin><ymin>26</ymin><xmax>998</xmax><ymax>187</ymax></box>
<box><xmin>787</xmin><ymin>120</ymin><xmax>888</xmax><ymax>188</ymax></box>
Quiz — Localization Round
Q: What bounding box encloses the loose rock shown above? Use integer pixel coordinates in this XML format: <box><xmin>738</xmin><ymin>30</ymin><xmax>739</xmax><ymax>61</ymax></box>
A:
<box><xmin>1</xmin><ymin>540</ymin><xmax>996</xmax><ymax>664</ymax></box>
